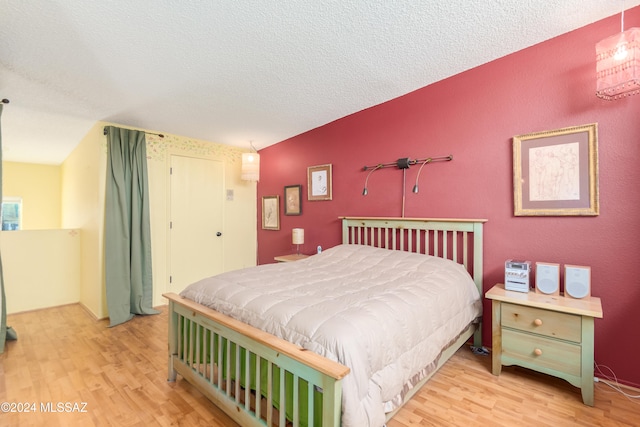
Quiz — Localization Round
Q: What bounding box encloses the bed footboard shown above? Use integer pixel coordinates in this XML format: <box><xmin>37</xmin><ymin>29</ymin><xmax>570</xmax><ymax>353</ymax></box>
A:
<box><xmin>164</xmin><ymin>293</ymin><xmax>350</xmax><ymax>427</ymax></box>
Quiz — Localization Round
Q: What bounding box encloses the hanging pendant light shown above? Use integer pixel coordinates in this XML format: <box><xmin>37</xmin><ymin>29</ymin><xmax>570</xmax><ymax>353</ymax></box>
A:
<box><xmin>241</xmin><ymin>141</ymin><xmax>260</xmax><ymax>182</ymax></box>
<box><xmin>596</xmin><ymin>7</ymin><xmax>640</xmax><ymax>100</ymax></box>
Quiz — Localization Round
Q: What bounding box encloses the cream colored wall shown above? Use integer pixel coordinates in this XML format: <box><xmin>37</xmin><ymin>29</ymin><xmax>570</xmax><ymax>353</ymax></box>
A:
<box><xmin>2</xmin><ymin>162</ymin><xmax>61</xmax><ymax>229</ymax></box>
<box><xmin>1</xmin><ymin>163</ymin><xmax>78</xmax><ymax>315</ymax></box>
<box><xmin>60</xmin><ymin>122</ymin><xmax>257</xmax><ymax>319</ymax></box>
<box><xmin>61</xmin><ymin>122</ymin><xmax>107</xmax><ymax>318</ymax></box>
<box><xmin>145</xmin><ymin>133</ymin><xmax>258</xmax><ymax>307</ymax></box>
<box><xmin>1</xmin><ymin>229</ymin><xmax>81</xmax><ymax>314</ymax></box>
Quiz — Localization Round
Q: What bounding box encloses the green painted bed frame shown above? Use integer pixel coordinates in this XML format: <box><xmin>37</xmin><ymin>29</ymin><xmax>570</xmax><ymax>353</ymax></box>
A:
<box><xmin>164</xmin><ymin>217</ymin><xmax>486</xmax><ymax>426</ymax></box>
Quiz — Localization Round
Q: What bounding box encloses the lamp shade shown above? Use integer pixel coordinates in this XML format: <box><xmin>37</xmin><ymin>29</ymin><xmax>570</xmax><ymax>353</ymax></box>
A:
<box><xmin>596</xmin><ymin>27</ymin><xmax>640</xmax><ymax>100</ymax></box>
<box><xmin>241</xmin><ymin>152</ymin><xmax>260</xmax><ymax>181</ymax></box>
<box><xmin>292</xmin><ymin>228</ymin><xmax>304</xmax><ymax>245</ymax></box>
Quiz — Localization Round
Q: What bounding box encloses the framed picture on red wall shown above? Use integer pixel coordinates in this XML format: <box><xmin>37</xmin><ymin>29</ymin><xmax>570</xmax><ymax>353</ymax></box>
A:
<box><xmin>284</xmin><ymin>185</ymin><xmax>302</xmax><ymax>215</ymax></box>
<box><xmin>307</xmin><ymin>164</ymin><xmax>332</xmax><ymax>201</ymax></box>
<box><xmin>513</xmin><ymin>123</ymin><xmax>599</xmax><ymax>216</ymax></box>
<box><xmin>262</xmin><ymin>195</ymin><xmax>280</xmax><ymax>230</ymax></box>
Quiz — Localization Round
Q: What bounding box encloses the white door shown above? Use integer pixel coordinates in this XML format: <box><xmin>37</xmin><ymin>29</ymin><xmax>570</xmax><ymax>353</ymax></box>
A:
<box><xmin>169</xmin><ymin>155</ymin><xmax>224</xmax><ymax>293</ymax></box>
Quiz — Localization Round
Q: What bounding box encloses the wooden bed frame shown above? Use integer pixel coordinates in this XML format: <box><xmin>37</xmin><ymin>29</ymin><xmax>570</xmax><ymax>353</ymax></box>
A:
<box><xmin>164</xmin><ymin>217</ymin><xmax>486</xmax><ymax>427</ymax></box>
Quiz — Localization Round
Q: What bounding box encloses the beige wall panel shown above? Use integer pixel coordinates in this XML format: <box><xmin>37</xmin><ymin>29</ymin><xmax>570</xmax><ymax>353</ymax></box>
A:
<box><xmin>2</xmin><ymin>162</ymin><xmax>62</xmax><ymax>230</ymax></box>
<box><xmin>2</xmin><ymin>229</ymin><xmax>81</xmax><ymax>314</ymax></box>
<box><xmin>61</xmin><ymin>122</ymin><xmax>107</xmax><ymax>319</ymax></box>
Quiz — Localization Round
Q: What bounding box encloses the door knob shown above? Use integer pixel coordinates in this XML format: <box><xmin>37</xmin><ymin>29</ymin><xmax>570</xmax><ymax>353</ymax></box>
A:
<box><xmin>216</xmin><ymin>232</ymin><xmax>222</xmax><ymax>237</ymax></box>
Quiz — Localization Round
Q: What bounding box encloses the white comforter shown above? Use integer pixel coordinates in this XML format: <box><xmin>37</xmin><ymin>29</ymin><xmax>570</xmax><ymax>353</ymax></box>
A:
<box><xmin>180</xmin><ymin>244</ymin><xmax>482</xmax><ymax>427</ymax></box>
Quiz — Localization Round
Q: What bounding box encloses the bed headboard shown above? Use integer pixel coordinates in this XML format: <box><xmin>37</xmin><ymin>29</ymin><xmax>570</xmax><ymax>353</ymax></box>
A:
<box><xmin>340</xmin><ymin>217</ymin><xmax>487</xmax><ymax>294</ymax></box>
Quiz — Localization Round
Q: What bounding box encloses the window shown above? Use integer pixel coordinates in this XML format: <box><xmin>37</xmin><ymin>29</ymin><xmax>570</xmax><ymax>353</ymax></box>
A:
<box><xmin>1</xmin><ymin>197</ymin><xmax>22</xmax><ymax>230</ymax></box>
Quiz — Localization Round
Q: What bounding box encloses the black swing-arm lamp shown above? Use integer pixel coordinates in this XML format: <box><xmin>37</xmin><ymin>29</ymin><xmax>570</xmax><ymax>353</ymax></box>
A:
<box><xmin>361</xmin><ymin>155</ymin><xmax>452</xmax><ymax>195</ymax></box>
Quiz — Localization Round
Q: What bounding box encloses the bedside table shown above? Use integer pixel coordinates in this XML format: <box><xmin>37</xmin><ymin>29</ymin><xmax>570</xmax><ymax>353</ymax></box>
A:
<box><xmin>274</xmin><ymin>254</ymin><xmax>309</xmax><ymax>262</ymax></box>
<box><xmin>486</xmin><ymin>283</ymin><xmax>603</xmax><ymax>406</ymax></box>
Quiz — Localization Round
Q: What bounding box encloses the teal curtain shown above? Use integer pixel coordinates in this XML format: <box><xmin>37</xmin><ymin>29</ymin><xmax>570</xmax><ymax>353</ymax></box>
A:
<box><xmin>105</xmin><ymin>126</ymin><xmax>159</xmax><ymax>327</ymax></box>
<box><xmin>0</xmin><ymin>103</ymin><xmax>17</xmax><ymax>352</ymax></box>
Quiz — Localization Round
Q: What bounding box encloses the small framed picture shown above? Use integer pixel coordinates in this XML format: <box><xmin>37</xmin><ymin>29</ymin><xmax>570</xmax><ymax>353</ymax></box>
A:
<box><xmin>307</xmin><ymin>164</ymin><xmax>332</xmax><ymax>201</ymax></box>
<box><xmin>262</xmin><ymin>195</ymin><xmax>280</xmax><ymax>230</ymax></box>
<box><xmin>284</xmin><ymin>185</ymin><xmax>302</xmax><ymax>215</ymax></box>
<box><xmin>513</xmin><ymin>123</ymin><xmax>599</xmax><ymax>216</ymax></box>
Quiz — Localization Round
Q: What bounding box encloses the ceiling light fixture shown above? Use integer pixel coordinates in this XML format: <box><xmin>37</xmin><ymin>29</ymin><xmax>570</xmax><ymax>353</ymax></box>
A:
<box><xmin>241</xmin><ymin>141</ymin><xmax>260</xmax><ymax>182</ymax></box>
<box><xmin>596</xmin><ymin>6</ymin><xmax>640</xmax><ymax>100</ymax></box>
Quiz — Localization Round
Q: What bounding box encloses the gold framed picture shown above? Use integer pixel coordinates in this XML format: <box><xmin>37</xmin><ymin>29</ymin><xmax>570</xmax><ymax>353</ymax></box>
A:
<box><xmin>307</xmin><ymin>164</ymin><xmax>332</xmax><ymax>201</ymax></box>
<box><xmin>261</xmin><ymin>195</ymin><xmax>280</xmax><ymax>230</ymax></box>
<box><xmin>284</xmin><ymin>185</ymin><xmax>302</xmax><ymax>215</ymax></box>
<box><xmin>513</xmin><ymin>123</ymin><xmax>599</xmax><ymax>216</ymax></box>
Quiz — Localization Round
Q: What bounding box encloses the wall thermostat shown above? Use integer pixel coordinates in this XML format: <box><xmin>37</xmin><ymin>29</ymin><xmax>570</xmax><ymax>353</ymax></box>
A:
<box><xmin>505</xmin><ymin>260</ymin><xmax>531</xmax><ymax>292</ymax></box>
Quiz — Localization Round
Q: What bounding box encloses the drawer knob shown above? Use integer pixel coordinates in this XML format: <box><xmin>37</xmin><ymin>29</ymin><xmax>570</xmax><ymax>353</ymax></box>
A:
<box><xmin>534</xmin><ymin>348</ymin><xmax>543</xmax><ymax>356</ymax></box>
<box><xmin>533</xmin><ymin>318</ymin><xmax>543</xmax><ymax>326</ymax></box>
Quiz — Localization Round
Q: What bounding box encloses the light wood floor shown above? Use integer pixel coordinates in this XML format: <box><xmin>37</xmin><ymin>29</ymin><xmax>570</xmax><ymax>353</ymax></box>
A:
<box><xmin>1</xmin><ymin>304</ymin><xmax>638</xmax><ymax>426</ymax></box>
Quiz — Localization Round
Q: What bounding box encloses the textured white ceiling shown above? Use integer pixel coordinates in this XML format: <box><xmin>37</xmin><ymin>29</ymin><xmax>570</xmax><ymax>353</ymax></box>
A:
<box><xmin>1</xmin><ymin>1</ymin><xmax>637</xmax><ymax>164</ymax></box>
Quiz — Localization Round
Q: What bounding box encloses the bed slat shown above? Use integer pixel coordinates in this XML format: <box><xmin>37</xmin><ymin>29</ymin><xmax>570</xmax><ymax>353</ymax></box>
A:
<box><xmin>279</xmin><ymin>365</ymin><xmax>286</xmax><ymax>427</ymax></box>
<box><xmin>266</xmin><ymin>361</ymin><xmax>273</xmax><ymax>426</ymax></box>
<box><xmin>244</xmin><ymin>346</ymin><xmax>251</xmax><ymax>412</ymax></box>
<box><xmin>307</xmin><ymin>381</ymin><xmax>314</xmax><ymax>427</ymax></box>
<box><xmin>255</xmin><ymin>356</ymin><xmax>262</xmax><ymax>421</ymax></box>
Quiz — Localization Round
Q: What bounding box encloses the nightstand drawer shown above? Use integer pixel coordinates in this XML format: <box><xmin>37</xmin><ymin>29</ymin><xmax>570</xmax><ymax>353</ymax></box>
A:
<box><xmin>502</xmin><ymin>303</ymin><xmax>581</xmax><ymax>343</ymax></box>
<box><xmin>502</xmin><ymin>329</ymin><xmax>581</xmax><ymax>376</ymax></box>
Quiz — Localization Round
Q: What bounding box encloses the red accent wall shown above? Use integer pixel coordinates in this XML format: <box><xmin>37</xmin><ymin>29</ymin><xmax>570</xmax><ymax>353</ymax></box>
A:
<box><xmin>257</xmin><ymin>8</ymin><xmax>640</xmax><ymax>388</ymax></box>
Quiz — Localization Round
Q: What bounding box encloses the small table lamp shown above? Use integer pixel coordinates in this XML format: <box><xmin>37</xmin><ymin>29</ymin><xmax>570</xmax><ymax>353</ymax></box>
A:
<box><xmin>292</xmin><ymin>228</ymin><xmax>304</xmax><ymax>255</ymax></box>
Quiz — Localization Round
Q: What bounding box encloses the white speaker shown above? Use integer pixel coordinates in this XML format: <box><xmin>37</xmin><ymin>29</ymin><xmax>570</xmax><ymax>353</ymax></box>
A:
<box><xmin>536</xmin><ymin>262</ymin><xmax>560</xmax><ymax>295</ymax></box>
<box><xmin>565</xmin><ymin>265</ymin><xmax>591</xmax><ymax>299</ymax></box>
